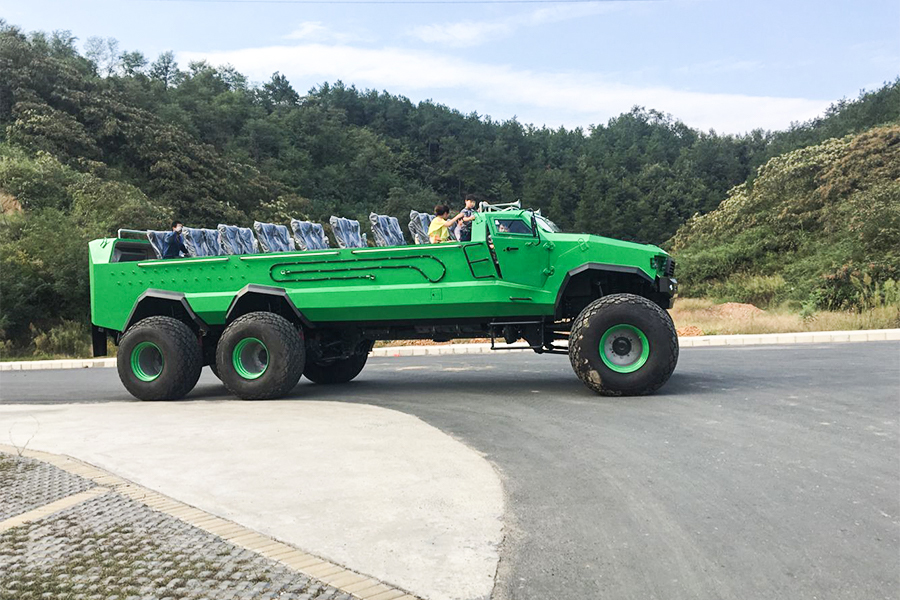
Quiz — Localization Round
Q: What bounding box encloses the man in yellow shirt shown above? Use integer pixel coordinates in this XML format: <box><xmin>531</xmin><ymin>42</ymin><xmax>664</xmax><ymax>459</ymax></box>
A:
<box><xmin>427</xmin><ymin>204</ymin><xmax>466</xmax><ymax>243</ymax></box>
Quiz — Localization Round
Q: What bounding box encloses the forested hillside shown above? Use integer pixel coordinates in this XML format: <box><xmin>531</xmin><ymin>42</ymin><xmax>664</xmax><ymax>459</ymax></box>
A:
<box><xmin>671</xmin><ymin>125</ymin><xmax>900</xmax><ymax>311</ymax></box>
<box><xmin>1</xmin><ymin>22</ymin><xmax>898</xmax><ymax>355</ymax></box>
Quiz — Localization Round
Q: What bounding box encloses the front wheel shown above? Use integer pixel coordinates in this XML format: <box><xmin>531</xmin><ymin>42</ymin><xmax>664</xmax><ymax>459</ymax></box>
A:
<box><xmin>216</xmin><ymin>312</ymin><xmax>305</xmax><ymax>400</ymax></box>
<box><xmin>569</xmin><ymin>294</ymin><xmax>678</xmax><ymax>396</ymax></box>
<box><xmin>117</xmin><ymin>316</ymin><xmax>202</xmax><ymax>400</ymax></box>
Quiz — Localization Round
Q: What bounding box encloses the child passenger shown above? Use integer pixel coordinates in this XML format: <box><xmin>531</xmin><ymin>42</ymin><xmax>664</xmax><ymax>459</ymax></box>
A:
<box><xmin>428</xmin><ymin>204</ymin><xmax>465</xmax><ymax>243</ymax></box>
<box><xmin>457</xmin><ymin>194</ymin><xmax>478</xmax><ymax>242</ymax></box>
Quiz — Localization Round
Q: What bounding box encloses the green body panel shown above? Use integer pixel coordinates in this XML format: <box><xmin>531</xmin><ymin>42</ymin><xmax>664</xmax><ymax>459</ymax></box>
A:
<box><xmin>89</xmin><ymin>211</ymin><xmax>671</xmax><ymax>333</ymax></box>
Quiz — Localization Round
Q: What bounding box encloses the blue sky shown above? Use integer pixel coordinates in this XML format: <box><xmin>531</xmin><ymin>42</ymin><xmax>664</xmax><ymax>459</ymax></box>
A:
<box><xmin>3</xmin><ymin>0</ymin><xmax>898</xmax><ymax>132</ymax></box>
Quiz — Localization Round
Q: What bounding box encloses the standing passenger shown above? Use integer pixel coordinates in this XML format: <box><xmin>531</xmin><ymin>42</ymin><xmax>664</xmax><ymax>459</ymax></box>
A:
<box><xmin>163</xmin><ymin>220</ymin><xmax>188</xmax><ymax>258</ymax></box>
<box><xmin>427</xmin><ymin>205</ymin><xmax>465</xmax><ymax>243</ymax></box>
<box><xmin>457</xmin><ymin>194</ymin><xmax>478</xmax><ymax>242</ymax></box>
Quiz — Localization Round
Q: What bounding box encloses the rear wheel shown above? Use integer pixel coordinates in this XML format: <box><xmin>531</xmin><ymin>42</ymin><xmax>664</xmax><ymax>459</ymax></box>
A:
<box><xmin>569</xmin><ymin>293</ymin><xmax>678</xmax><ymax>396</ymax></box>
<box><xmin>304</xmin><ymin>347</ymin><xmax>370</xmax><ymax>384</ymax></box>
<box><xmin>216</xmin><ymin>312</ymin><xmax>305</xmax><ymax>400</ymax></box>
<box><xmin>117</xmin><ymin>316</ymin><xmax>202</xmax><ymax>400</ymax></box>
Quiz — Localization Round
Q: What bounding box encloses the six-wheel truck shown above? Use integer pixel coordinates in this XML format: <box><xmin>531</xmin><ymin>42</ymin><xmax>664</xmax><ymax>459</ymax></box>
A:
<box><xmin>89</xmin><ymin>207</ymin><xmax>678</xmax><ymax>400</ymax></box>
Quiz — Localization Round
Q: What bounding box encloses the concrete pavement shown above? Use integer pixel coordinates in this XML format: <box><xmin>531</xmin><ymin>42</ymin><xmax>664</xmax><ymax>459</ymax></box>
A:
<box><xmin>0</xmin><ymin>401</ymin><xmax>504</xmax><ymax>600</ymax></box>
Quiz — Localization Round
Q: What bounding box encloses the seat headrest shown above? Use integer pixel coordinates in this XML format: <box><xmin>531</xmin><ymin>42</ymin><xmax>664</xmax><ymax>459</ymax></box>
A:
<box><xmin>217</xmin><ymin>224</ymin><xmax>259</xmax><ymax>255</ymax></box>
<box><xmin>328</xmin><ymin>216</ymin><xmax>367</xmax><ymax>249</ymax></box>
<box><xmin>253</xmin><ymin>222</ymin><xmax>296</xmax><ymax>253</ymax></box>
<box><xmin>368</xmin><ymin>213</ymin><xmax>406</xmax><ymax>247</ymax></box>
<box><xmin>290</xmin><ymin>219</ymin><xmax>331</xmax><ymax>251</ymax></box>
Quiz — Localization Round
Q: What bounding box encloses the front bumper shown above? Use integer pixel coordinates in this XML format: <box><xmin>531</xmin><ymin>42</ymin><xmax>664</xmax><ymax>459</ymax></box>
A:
<box><xmin>657</xmin><ymin>276</ymin><xmax>677</xmax><ymax>295</ymax></box>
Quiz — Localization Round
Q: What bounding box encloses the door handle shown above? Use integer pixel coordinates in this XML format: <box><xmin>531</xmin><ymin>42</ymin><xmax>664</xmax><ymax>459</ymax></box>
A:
<box><xmin>503</xmin><ymin>247</ymin><xmax>519</xmax><ymax>252</ymax></box>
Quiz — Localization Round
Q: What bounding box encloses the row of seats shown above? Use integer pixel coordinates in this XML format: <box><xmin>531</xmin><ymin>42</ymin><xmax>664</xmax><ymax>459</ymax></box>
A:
<box><xmin>146</xmin><ymin>212</ymin><xmax>440</xmax><ymax>259</ymax></box>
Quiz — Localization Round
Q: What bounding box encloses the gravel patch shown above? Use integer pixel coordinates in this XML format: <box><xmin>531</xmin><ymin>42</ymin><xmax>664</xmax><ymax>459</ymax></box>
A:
<box><xmin>0</xmin><ymin>490</ymin><xmax>354</xmax><ymax>600</ymax></box>
<box><xmin>0</xmin><ymin>454</ymin><xmax>95</xmax><ymax>521</ymax></box>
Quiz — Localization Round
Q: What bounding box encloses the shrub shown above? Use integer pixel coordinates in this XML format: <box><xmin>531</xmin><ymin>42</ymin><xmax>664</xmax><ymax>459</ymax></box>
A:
<box><xmin>31</xmin><ymin>321</ymin><xmax>91</xmax><ymax>357</ymax></box>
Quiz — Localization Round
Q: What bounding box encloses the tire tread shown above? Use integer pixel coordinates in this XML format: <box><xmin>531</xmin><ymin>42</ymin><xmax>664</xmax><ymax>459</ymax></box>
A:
<box><xmin>217</xmin><ymin>312</ymin><xmax>304</xmax><ymax>400</ymax></box>
<box><xmin>569</xmin><ymin>294</ymin><xmax>678</xmax><ymax>396</ymax></box>
<box><xmin>117</xmin><ymin>316</ymin><xmax>202</xmax><ymax>400</ymax></box>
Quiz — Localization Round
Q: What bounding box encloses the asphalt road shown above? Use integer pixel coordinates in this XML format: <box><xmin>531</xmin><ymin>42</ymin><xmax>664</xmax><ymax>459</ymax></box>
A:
<box><xmin>2</xmin><ymin>341</ymin><xmax>899</xmax><ymax>600</ymax></box>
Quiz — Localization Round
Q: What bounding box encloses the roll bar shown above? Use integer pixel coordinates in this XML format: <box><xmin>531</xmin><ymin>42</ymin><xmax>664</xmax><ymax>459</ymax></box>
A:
<box><xmin>479</xmin><ymin>200</ymin><xmax>521</xmax><ymax>212</ymax></box>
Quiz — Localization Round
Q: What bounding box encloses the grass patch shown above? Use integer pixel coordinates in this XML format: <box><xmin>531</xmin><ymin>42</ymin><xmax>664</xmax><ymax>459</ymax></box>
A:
<box><xmin>671</xmin><ymin>298</ymin><xmax>900</xmax><ymax>335</ymax></box>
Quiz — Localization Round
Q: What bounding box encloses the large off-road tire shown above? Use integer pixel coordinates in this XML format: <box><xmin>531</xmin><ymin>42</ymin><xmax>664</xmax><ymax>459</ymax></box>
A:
<box><xmin>216</xmin><ymin>312</ymin><xmax>305</xmax><ymax>400</ymax></box>
<box><xmin>117</xmin><ymin>316</ymin><xmax>202</xmax><ymax>401</ymax></box>
<box><xmin>569</xmin><ymin>293</ymin><xmax>678</xmax><ymax>396</ymax></box>
<box><xmin>304</xmin><ymin>349</ymin><xmax>370</xmax><ymax>384</ymax></box>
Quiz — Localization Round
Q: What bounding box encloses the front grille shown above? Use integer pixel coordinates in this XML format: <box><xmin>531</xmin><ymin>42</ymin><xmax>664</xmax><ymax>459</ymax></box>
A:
<box><xmin>665</xmin><ymin>258</ymin><xmax>676</xmax><ymax>278</ymax></box>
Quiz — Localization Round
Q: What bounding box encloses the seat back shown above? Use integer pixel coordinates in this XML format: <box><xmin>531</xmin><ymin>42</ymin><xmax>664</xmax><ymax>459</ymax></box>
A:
<box><xmin>183</xmin><ymin>227</ymin><xmax>224</xmax><ymax>257</ymax></box>
<box><xmin>217</xmin><ymin>224</ymin><xmax>259</xmax><ymax>255</ymax></box>
<box><xmin>290</xmin><ymin>219</ymin><xmax>331</xmax><ymax>251</ymax></box>
<box><xmin>329</xmin><ymin>216</ymin><xmax>368</xmax><ymax>249</ymax></box>
<box><xmin>253</xmin><ymin>222</ymin><xmax>296</xmax><ymax>253</ymax></box>
<box><xmin>408</xmin><ymin>210</ymin><xmax>435</xmax><ymax>245</ymax></box>
<box><xmin>146</xmin><ymin>231</ymin><xmax>169</xmax><ymax>258</ymax></box>
<box><xmin>368</xmin><ymin>213</ymin><xmax>406</xmax><ymax>247</ymax></box>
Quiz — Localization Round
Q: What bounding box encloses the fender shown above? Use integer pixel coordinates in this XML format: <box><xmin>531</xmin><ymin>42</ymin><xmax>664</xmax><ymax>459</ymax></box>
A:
<box><xmin>554</xmin><ymin>263</ymin><xmax>655</xmax><ymax>318</ymax></box>
<box><xmin>225</xmin><ymin>284</ymin><xmax>313</xmax><ymax>328</ymax></box>
<box><xmin>122</xmin><ymin>289</ymin><xmax>209</xmax><ymax>333</ymax></box>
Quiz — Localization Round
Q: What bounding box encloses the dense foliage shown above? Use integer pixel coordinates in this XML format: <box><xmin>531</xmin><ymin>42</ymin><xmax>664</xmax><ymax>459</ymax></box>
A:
<box><xmin>671</xmin><ymin>125</ymin><xmax>900</xmax><ymax>311</ymax></box>
<box><xmin>0</xmin><ymin>22</ymin><xmax>897</xmax><ymax>354</ymax></box>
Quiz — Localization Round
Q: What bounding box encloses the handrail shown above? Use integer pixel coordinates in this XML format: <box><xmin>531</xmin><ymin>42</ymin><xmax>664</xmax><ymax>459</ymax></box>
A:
<box><xmin>117</xmin><ymin>228</ymin><xmax>149</xmax><ymax>240</ymax></box>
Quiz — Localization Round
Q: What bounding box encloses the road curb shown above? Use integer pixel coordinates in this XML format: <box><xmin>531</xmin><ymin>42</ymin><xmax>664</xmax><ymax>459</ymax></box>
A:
<box><xmin>2</xmin><ymin>329</ymin><xmax>898</xmax><ymax>371</ymax></box>
<box><xmin>0</xmin><ymin>443</ymin><xmax>421</xmax><ymax>600</ymax></box>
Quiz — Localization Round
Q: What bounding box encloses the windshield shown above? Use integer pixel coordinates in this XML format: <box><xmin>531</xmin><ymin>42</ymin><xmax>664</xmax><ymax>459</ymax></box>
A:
<box><xmin>533</xmin><ymin>214</ymin><xmax>561</xmax><ymax>233</ymax></box>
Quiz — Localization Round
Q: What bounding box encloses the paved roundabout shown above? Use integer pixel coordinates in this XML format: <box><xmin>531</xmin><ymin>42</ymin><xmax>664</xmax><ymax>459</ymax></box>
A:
<box><xmin>1</xmin><ymin>341</ymin><xmax>898</xmax><ymax>600</ymax></box>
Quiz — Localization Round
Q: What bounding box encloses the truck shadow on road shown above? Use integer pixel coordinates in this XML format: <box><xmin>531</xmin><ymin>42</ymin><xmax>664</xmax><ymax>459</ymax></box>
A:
<box><xmin>184</xmin><ymin>369</ymin><xmax>729</xmax><ymax>404</ymax></box>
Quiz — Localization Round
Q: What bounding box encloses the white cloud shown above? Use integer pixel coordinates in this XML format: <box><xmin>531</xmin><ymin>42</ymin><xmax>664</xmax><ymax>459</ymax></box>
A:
<box><xmin>410</xmin><ymin>2</ymin><xmax>625</xmax><ymax>47</ymax></box>
<box><xmin>178</xmin><ymin>43</ymin><xmax>830</xmax><ymax>133</ymax></box>
<box><xmin>283</xmin><ymin>21</ymin><xmax>359</xmax><ymax>44</ymax></box>
<box><xmin>410</xmin><ymin>21</ymin><xmax>513</xmax><ymax>48</ymax></box>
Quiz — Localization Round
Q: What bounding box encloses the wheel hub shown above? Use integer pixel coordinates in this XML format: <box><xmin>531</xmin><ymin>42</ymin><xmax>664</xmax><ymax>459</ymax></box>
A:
<box><xmin>612</xmin><ymin>336</ymin><xmax>632</xmax><ymax>356</ymax></box>
<box><xmin>131</xmin><ymin>342</ymin><xmax>163</xmax><ymax>382</ymax></box>
<box><xmin>233</xmin><ymin>337</ymin><xmax>269</xmax><ymax>380</ymax></box>
<box><xmin>599</xmin><ymin>324</ymin><xmax>650</xmax><ymax>374</ymax></box>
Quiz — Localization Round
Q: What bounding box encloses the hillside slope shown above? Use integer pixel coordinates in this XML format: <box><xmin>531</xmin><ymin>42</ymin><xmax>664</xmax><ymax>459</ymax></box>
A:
<box><xmin>670</xmin><ymin>125</ymin><xmax>900</xmax><ymax>311</ymax></box>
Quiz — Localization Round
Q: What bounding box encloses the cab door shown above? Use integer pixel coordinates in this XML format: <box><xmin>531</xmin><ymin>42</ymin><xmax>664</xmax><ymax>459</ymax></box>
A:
<box><xmin>489</xmin><ymin>215</ymin><xmax>549</xmax><ymax>290</ymax></box>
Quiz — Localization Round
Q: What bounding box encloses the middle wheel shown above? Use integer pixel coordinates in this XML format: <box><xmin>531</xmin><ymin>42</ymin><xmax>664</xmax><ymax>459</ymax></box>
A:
<box><xmin>216</xmin><ymin>312</ymin><xmax>305</xmax><ymax>400</ymax></box>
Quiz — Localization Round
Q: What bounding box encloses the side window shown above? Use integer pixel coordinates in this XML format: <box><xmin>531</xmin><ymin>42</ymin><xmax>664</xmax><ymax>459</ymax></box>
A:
<box><xmin>493</xmin><ymin>218</ymin><xmax>533</xmax><ymax>235</ymax></box>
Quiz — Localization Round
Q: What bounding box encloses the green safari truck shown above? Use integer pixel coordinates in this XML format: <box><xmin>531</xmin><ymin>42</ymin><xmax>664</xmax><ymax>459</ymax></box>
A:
<box><xmin>89</xmin><ymin>206</ymin><xmax>678</xmax><ymax>400</ymax></box>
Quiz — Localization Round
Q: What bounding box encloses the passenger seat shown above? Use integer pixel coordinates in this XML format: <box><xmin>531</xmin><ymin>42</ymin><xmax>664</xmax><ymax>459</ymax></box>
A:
<box><xmin>290</xmin><ymin>219</ymin><xmax>331</xmax><ymax>251</ymax></box>
<box><xmin>217</xmin><ymin>224</ymin><xmax>260</xmax><ymax>255</ymax></box>
<box><xmin>369</xmin><ymin>213</ymin><xmax>407</xmax><ymax>247</ymax></box>
<box><xmin>329</xmin><ymin>216</ymin><xmax>368</xmax><ymax>249</ymax></box>
<box><xmin>183</xmin><ymin>227</ymin><xmax>225</xmax><ymax>257</ymax></box>
<box><xmin>408</xmin><ymin>210</ymin><xmax>435</xmax><ymax>245</ymax></box>
<box><xmin>254</xmin><ymin>222</ymin><xmax>296</xmax><ymax>253</ymax></box>
<box><xmin>146</xmin><ymin>231</ymin><xmax>170</xmax><ymax>259</ymax></box>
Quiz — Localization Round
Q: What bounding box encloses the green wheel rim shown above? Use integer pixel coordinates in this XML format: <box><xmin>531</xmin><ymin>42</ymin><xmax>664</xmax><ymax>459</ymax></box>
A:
<box><xmin>599</xmin><ymin>324</ymin><xmax>650</xmax><ymax>374</ymax></box>
<box><xmin>131</xmin><ymin>341</ymin><xmax>163</xmax><ymax>382</ymax></box>
<box><xmin>232</xmin><ymin>337</ymin><xmax>269</xmax><ymax>380</ymax></box>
